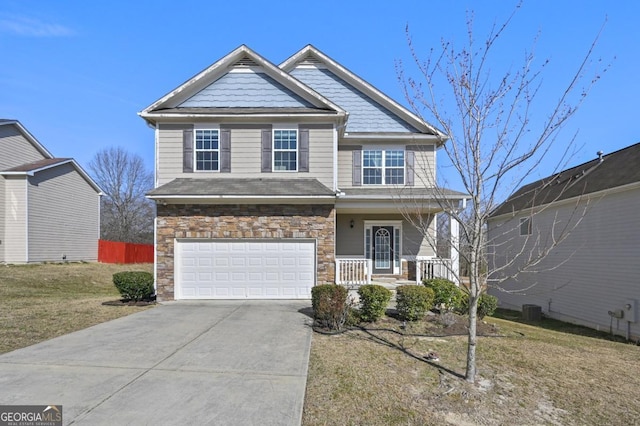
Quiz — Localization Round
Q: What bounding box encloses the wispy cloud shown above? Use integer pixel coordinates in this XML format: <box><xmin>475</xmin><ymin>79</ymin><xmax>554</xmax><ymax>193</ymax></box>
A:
<box><xmin>0</xmin><ymin>15</ymin><xmax>74</xmax><ymax>37</ymax></box>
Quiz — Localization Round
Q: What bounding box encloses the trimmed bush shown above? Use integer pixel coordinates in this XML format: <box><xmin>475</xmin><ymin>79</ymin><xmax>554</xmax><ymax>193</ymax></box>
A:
<box><xmin>457</xmin><ymin>293</ymin><xmax>499</xmax><ymax>319</ymax></box>
<box><xmin>423</xmin><ymin>278</ymin><xmax>464</xmax><ymax>312</ymax></box>
<box><xmin>311</xmin><ymin>284</ymin><xmax>349</xmax><ymax>330</ymax></box>
<box><xmin>112</xmin><ymin>271</ymin><xmax>154</xmax><ymax>302</ymax></box>
<box><xmin>358</xmin><ymin>285</ymin><xmax>392</xmax><ymax>322</ymax></box>
<box><xmin>395</xmin><ymin>285</ymin><xmax>435</xmax><ymax>321</ymax></box>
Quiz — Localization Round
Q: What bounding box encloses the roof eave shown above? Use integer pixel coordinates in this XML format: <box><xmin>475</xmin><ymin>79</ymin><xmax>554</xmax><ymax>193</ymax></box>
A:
<box><xmin>147</xmin><ymin>194</ymin><xmax>336</xmax><ymax>199</ymax></box>
<box><xmin>342</xmin><ymin>133</ymin><xmax>442</xmax><ymax>142</ymax></box>
<box><xmin>138</xmin><ymin>110</ymin><xmax>348</xmax><ymax>126</ymax></box>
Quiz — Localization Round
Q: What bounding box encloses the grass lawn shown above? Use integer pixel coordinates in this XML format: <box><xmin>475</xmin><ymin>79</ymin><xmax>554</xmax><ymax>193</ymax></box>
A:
<box><xmin>303</xmin><ymin>310</ymin><xmax>640</xmax><ymax>425</ymax></box>
<box><xmin>0</xmin><ymin>262</ymin><xmax>154</xmax><ymax>354</ymax></box>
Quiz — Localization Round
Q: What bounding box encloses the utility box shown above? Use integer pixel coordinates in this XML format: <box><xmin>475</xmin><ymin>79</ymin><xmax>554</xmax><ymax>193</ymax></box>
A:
<box><xmin>624</xmin><ymin>299</ymin><xmax>638</xmax><ymax>323</ymax></box>
<box><xmin>522</xmin><ymin>304</ymin><xmax>542</xmax><ymax>321</ymax></box>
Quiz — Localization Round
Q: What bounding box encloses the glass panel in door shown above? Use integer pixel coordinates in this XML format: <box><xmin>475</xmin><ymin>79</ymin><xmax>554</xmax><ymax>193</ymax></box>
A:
<box><xmin>373</xmin><ymin>227</ymin><xmax>392</xmax><ymax>273</ymax></box>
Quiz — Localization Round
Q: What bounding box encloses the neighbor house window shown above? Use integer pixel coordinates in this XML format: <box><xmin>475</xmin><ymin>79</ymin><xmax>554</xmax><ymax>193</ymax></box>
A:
<box><xmin>520</xmin><ymin>217</ymin><xmax>532</xmax><ymax>236</ymax></box>
<box><xmin>363</xmin><ymin>149</ymin><xmax>405</xmax><ymax>185</ymax></box>
<box><xmin>195</xmin><ymin>129</ymin><xmax>219</xmax><ymax>171</ymax></box>
<box><xmin>273</xmin><ymin>129</ymin><xmax>298</xmax><ymax>171</ymax></box>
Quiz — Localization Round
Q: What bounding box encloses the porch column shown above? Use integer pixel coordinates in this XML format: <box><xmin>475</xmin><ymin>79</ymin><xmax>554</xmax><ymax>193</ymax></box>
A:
<box><xmin>450</xmin><ymin>216</ymin><xmax>460</xmax><ymax>285</ymax></box>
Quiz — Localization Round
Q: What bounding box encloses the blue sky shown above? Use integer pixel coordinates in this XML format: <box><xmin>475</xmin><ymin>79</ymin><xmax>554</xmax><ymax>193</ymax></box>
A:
<box><xmin>1</xmin><ymin>1</ymin><xmax>637</xmax><ymax>198</ymax></box>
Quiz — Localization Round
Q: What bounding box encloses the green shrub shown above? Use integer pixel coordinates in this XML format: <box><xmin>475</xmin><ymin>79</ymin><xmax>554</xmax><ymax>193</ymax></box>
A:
<box><xmin>423</xmin><ymin>278</ymin><xmax>463</xmax><ymax>311</ymax></box>
<box><xmin>112</xmin><ymin>271</ymin><xmax>154</xmax><ymax>301</ymax></box>
<box><xmin>357</xmin><ymin>285</ymin><xmax>392</xmax><ymax>322</ymax></box>
<box><xmin>311</xmin><ymin>285</ymin><xmax>349</xmax><ymax>330</ymax></box>
<box><xmin>395</xmin><ymin>285</ymin><xmax>435</xmax><ymax>321</ymax></box>
<box><xmin>457</xmin><ymin>293</ymin><xmax>498</xmax><ymax>319</ymax></box>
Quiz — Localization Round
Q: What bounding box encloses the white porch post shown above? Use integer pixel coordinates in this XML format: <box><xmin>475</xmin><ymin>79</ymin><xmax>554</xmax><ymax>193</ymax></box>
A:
<box><xmin>450</xmin><ymin>216</ymin><xmax>460</xmax><ymax>285</ymax></box>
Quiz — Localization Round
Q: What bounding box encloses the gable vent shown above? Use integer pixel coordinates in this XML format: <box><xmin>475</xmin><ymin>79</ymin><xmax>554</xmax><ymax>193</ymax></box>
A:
<box><xmin>233</xmin><ymin>56</ymin><xmax>259</xmax><ymax>67</ymax></box>
<box><xmin>299</xmin><ymin>54</ymin><xmax>323</xmax><ymax>66</ymax></box>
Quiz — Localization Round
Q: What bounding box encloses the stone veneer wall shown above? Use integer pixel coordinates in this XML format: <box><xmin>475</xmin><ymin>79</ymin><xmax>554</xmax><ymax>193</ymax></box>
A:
<box><xmin>155</xmin><ymin>204</ymin><xmax>335</xmax><ymax>300</ymax></box>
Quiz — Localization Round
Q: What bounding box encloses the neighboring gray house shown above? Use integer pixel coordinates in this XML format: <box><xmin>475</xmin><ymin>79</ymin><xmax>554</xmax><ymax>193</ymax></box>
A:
<box><xmin>140</xmin><ymin>45</ymin><xmax>467</xmax><ymax>301</ymax></box>
<box><xmin>487</xmin><ymin>143</ymin><xmax>640</xmax><ymax>339</ymax></box>
<box><xmin>0</xmin><ymin>120</ymin><xmax>102</xmax><ymax>263</ymax></box>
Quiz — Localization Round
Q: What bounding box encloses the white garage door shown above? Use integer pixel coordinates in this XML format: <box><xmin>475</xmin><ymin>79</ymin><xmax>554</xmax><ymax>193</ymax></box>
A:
<box><xmin>175</xmin><ymin>239</ymin><xmax>316</xmax><ymax>299</ymax></box>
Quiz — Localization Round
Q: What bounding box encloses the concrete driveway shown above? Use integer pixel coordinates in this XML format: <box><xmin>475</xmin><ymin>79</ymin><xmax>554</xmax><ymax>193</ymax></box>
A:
<box><xmin>0</xmin><ymin>301</ymin><xmax>313</xmax><ymax>425</ymax></box>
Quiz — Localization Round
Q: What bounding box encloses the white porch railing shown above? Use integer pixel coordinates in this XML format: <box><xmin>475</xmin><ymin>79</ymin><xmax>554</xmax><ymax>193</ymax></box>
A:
<box><xmin>416</xmin><ymin>258</ymin><xmax>455</xmax><ymax>283</ymax></box>
<box><xmin>335</xmin><ymin>258</ymin><xmax>372</xmax><ymax>285</ymax></box>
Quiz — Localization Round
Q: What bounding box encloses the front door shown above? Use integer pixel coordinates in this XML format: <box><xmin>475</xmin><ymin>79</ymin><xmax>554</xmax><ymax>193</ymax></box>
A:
<box><xmin>372</xmin><ymin>226</ymin><xmax>394</xmax><ymax>274</ymax></box>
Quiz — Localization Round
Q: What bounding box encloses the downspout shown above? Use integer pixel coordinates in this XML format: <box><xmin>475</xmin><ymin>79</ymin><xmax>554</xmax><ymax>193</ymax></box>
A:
<box><xmin>155</xmin><ymin>123</ymin><xmax>159</xmax><ymax>188</ymax></box>
<box><xmin>24</xmin><ymin>178</ymin><xmax>29</xmax><ymax>262</ymax></box>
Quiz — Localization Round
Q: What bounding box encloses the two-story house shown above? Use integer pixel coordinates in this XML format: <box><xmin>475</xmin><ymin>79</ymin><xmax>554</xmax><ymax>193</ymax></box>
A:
<box><xmin>0</xmin><ymin>119</ymin><xmax>102</xmax><ymax>263</ymax></box>
<box><xmin>140</xmin><ymin>45</ymin><xmax>467</xmax><ymax>301</ymax></box>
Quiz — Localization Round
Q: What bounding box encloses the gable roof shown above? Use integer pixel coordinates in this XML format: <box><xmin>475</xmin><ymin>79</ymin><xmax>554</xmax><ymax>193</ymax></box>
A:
<box><xmin>0</xmin><ymin>119</ymin><xmax>53</xmax><ymax>159</ymax></box>
<box><xmin>490</xmin><ymin>143</ymin><xmax>640</xmax><ymax>218</ymax></box>
<box><xmin>280</xmin><ymin>45</ymin><xmax>447</xmax><ymax>142</ymax></box>
<box><xmin>139</xmin><ymin>45</ymin><xmax>347</xmax><ymax>125</ymax></box>
<box><xmin>0</xmin><ymin>157</ymin><xmax>104</xmax><ymax>194</ymax></box>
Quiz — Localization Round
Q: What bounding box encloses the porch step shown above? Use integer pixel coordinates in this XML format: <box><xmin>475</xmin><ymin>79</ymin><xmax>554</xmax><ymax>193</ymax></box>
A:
<box><xmin>371</xmin><ymin>277</ymin><xmax>399</xmax><ymax>284</ymax></box>
<box><xmin>370</xmin><ymin>280</ymin><xmax>415</xmax><ymax>289</ymax></box>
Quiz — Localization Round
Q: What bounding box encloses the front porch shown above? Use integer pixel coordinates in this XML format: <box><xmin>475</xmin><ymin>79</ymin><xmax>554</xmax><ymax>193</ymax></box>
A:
<box><xmin>335</xmin><ymin>257</ymin><xmax>456</xmax><ymax>286</ymax></box>
<box><xmin>333</xmin><ymin>187</ymin><xmax>465</xmax><ymax>287</ymax></box>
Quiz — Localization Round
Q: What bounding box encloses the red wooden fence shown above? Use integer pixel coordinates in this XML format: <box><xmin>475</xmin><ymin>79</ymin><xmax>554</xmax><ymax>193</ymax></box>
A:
<box><xmin>98</xmin><ymin>239</ymin><xmax>154</xmax><ymax>264</ymax></box>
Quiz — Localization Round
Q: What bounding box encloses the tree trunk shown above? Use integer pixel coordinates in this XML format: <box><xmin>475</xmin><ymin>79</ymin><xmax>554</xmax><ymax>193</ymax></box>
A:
<box><xmin>465</xmin><ymin>293</ymin><xmax>479</xmax><ymax>383</ymax></box>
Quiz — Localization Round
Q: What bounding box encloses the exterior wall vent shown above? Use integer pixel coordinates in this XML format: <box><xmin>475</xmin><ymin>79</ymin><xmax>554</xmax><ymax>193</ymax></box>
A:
<box><xmin>233</xmin><ymin>56</ymin><xmax>259</xmax><ymax>67</ymax></box>
<box><xmin>299</xmin><ymin>55</ymin><xmax>323</xmax><ymax>66</ymax></box>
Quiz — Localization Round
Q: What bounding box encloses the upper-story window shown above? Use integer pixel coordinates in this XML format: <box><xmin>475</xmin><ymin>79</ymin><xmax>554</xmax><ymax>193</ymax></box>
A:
<box><xmin>195</xmin><ymin>129</ymin><xmax>219</xmax><ymax>171</ymax></box>
<box><xmin>273</xmin><ymin>129</ymin><xmax>298</xmax><ymax>171</ymax></box>
<box><xmin>363</xmin><ymin>149</ymin><xmax>405</xmax><ymax>185</ymax></box>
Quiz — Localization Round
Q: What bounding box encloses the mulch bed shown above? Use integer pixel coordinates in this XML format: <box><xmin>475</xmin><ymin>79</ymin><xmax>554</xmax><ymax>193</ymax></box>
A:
<box><xmin>102</xmin><ymin>298</ymin><xmax>156</xmax><ymax>307</ymax></box>
<box><xmin>314</xmin><ymin>309</ymin><xmax>501</xmax><ymax>336</ymax></box>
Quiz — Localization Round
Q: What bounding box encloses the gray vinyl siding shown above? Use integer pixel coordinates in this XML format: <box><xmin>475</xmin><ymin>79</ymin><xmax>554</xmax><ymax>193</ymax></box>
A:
<box><xmin>487</xmin><ymin>186</ymin><xmax>640</xmax><ymax>339</ymax></box>
<box><xmin>337</xmin><ymin>149</ymin><xmax>353</xmax><ymax>189</ymax></box>
<box><xmin>306</xmin><ymin>125</ymin><xmax>333</xmax><ymax>188</ymax></box>
<box><xmin>157</xmin><ymin>124</ymin><xmax>334</xmax><ymax>188</ymax></box>
<box><xmin>0</xmin><ymin>125</ymin><xmax>47</xmax><ymax>170</ymax></box>
<box><xmin>337</xmin><ymin>144</ymin><xmax>436</xmax><ymax>189</ymax></box>
<box><xmin>290</xmin><ymin>66</ymin><xmax>418</xmax><ymax>133</ymax></box>
<box><xmin>336</xmin><ymin>213</ymin><xmax>435</xmax><ymax>257</ymax></box>
<box><xmin>411</xmin><ymin>145</ymin><xmax>436</xmax><ymax>187</ymax></box>
<box><xmin>27</xmin><ymin>163</ymin><xmax>99</xmax><ymax>262</ymax></box>
<box><xmin>157</xmin><ymin>124</ymin><xmax>190</xmax><ymax>185</ymax></box>
<box><xmin>3</xmin><ymin>177</ymin><xmax>28</xmax><ymax>263</ymax></box>
<box><xmin>0</xmin><ymin>176</ymin><xmax>5</xmax><ymax>262</ymax></box>
<box><xmin>179</xmin><ymin>72</ymin><xmax>314</xmax><ymax>108</ymax></box>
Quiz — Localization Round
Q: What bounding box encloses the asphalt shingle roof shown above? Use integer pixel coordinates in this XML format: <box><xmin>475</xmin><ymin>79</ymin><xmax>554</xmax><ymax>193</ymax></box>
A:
<box><xmin>147</xmin><ymin>178</ymin><xmax>336</xmax><ymax>197</ymax></box>
<box><xmin>341</xmin><ymin>187</ymin><xmax>467</xmax><ymax>199</ymax></box>
<box><xmin>1</xmin><ymin>158</ymin><xmax>71</xmax><ymax>173</ymax></box>
<box><xmin>490</xmin><ymin>142</ymin><xmax>640</xmax><ymax>217</ymax></box>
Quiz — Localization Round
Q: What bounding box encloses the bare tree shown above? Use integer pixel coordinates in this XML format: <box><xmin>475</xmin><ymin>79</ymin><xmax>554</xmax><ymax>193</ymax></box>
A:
<box><xmin>397</xmin><ymin>5</ymin><xmax>606</xmax><ymax>382</ymax></box>
<box><xmin>89</xmin><ymin>147</ymin><xmax>154</xmax><ymax>244</ymax></box>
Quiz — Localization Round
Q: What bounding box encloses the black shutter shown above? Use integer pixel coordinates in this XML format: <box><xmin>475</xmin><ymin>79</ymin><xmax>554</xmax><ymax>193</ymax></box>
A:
<box><xmin>183</xmin><ymin>129</ymin><xmax>193</xmax><ymax>172</ymax></box>
<box><xmin>406</xmin><ymin>150</ymin><xmax>415</xmax><ymax>186</ymax></box>
<box><xmin>352</xmin><ymin>150</ymin><xmax>362</xmax><ymax>186</ymax></box>
<box><xmin>220</xmin><ymin>129</ymin><xmax>231</xmax><ymax>173</ymax></box>
<box><xmin>261</xmin><ymin>129</ymin><xmax>272</xmax><ymax>172</ymax></box>
<box><xmin>298</xmin><ymin>128</ymin><xmax>309</xmax><ymax>172</ymax></box>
